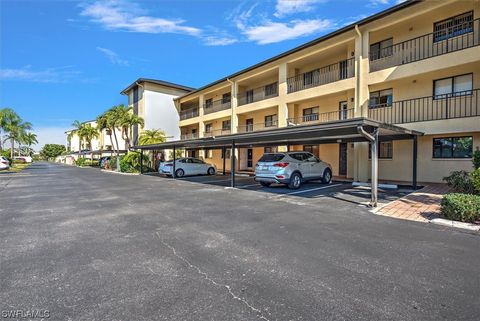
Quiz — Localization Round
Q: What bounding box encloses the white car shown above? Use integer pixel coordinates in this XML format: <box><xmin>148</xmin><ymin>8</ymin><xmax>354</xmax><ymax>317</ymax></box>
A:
<box><xmin>0</xmin><ymin>156</ymin><xmax>10</xmax><ymax>170</ymax></box>
<box><xmin>159</xmin><ymin>157</ymin><xmax>216</xmax><ymax>177</ymax></box>
<box><xmin>14</xmin><ymin>156</ymin><xmax>32</xmax><ymax>163</ymax></box>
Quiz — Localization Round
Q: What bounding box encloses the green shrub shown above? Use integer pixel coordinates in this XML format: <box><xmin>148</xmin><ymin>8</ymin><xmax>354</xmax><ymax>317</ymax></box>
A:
<box><xmin>441</xmin><ymin>193</ymin><xmax>480</xmax><ymax>223</ymax></box>
<box><xmin>108</xmin><ymin>156</ymin><xmax>118</xmax><ymax>170</ymax></box>
<box><xmin>443</xmin><ymin>170</ymin><xmax>476</xmax><ymax>194</ymax></box>
<box><xmin>118</xmin><ymin>152</ymin><xmax>148</xmax><ymax>173</ymax></box>
<box><xmin>473</xmin><ymin>150</ymin><xmax>480</xmax><ymax>170</ymax></box>
<box><xmin>75</xmin><ymin>158</ymin><xmax>87</xmax><ymax>166</ymax></box>
<box><xmin>470</xmin><ymin>168</ymin><xmax>480</xmax><ymax>194</ymax></box>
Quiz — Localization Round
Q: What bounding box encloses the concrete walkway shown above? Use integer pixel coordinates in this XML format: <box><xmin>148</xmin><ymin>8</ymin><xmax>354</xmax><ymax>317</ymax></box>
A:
<box><xmin>375</xmin><ymin>184</ymin><xmax>451</xmax><ymax>222</ymax></box>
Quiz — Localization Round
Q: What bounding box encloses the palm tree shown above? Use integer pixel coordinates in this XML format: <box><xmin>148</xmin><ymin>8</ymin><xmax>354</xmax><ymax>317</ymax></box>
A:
<box><xmin>120</xmin><ymin>112</ymin><xmax>144</xmax><ymax>149</ymax></box>
<box><xmin>79</xmin><ymin>125</ymin><xmax>99</xmax><ymax>151</ymax></box>
<box><xmin>71</xmin><ymin>120</ymin><xmax>84</xmax><ymax>154</ymax></box>
<box><xmin>96</xmin><ymin>114</ymin><xmax>116</xmax><ymax>153</ymax></box>
<box><xmin>139</xmin><ymin>129</ymin><xmax>166</xmax><ymax>170</ymax></box>
<box><xmin>3</xmin><ymin>116</ymin><xmax>32</xmax><ymax>159</ymax></box>
<box><xmin>22</xmin><ymin>132</ymin><xmax>38</xmax><ymax>156</ymax></box>
<box><xmin>0</xmin><ymin>108</ymin><xmax>19</xmax><ymax>152</ymax></box>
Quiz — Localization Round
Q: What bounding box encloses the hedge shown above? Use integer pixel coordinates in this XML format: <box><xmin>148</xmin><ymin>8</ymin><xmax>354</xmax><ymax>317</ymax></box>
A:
<box><xmin>440</xmin><ymin>193</ymin><xmax>480</xmax><ymax>223</ymax></box>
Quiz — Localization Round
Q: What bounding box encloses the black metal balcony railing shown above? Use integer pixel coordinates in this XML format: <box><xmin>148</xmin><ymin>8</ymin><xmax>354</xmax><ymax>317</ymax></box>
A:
<box><xmin>287</xmin><ymin>108</ymin><xmax>355</xmax><ymax>126</ymax></box>
<box><xmin>238</xmin><ymin>82</ymin><xmax>279</xmax><ymax>106</ymax></box>
<box><xmin>237</xmin><ymin>120</ymin><xmax>278</xmax><ymax>133</ymax></box>
<box><xmin>287</xmin><ymin>58</ymin><xmax>355</xmax><ymax>93</ymax></box>
<box><xmin>368</xmin><ymin>89</ymin><xmax>480</xmax><ymax>124</ymax></box>
<box><xmin>180</xmin><ymin>133</ymin><xmax>198</xmax><ymax>140</ymax></box>
<box><xmin>369</xmin><ymin>18</ymin><xmax>480</xmax><ymax>72</ymax></box>
<box><xmin>203</xmin><ymin>129</ymin><xmax>231</xmax><ymax>137</ymax></box>
<box><xmin>179</xmin><ymin>107</ymin><xmax>199</xmax><ymax>120</ymax></box>
<box><xmin>204</xmin><ymin>99</ymin><xmax>231</xmax><ymax>114</ymax></box>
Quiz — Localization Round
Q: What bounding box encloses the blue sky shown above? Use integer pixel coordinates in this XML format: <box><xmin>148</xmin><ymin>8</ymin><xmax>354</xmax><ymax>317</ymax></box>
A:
<box><xmin>0</xmin><ymin>0</ymin><xmax>401</xmax><ymax>149</ymax></box>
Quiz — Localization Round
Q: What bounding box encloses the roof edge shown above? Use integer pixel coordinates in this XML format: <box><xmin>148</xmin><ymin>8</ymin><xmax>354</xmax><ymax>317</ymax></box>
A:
<box><xmin>120</xmin><ymin>78</ymin><xmax>195</xmax><ymax>95</ymax></box>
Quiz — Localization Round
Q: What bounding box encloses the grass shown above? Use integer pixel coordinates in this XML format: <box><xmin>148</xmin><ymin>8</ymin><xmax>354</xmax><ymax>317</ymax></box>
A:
<box><xmin>6</xmin><ymin>162</ymin><xmax>31</xmax><ymax>172</ymax></box>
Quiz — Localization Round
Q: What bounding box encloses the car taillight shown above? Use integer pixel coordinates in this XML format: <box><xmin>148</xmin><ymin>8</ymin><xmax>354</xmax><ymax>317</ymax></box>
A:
<box><xmin>273</xmin><ymin>162</ymin><xmax>289</xmax><ymax>168</ymax></box>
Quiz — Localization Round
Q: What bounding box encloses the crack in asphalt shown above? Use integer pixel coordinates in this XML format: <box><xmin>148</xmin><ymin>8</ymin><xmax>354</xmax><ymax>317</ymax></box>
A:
<box><xmin>156</xmin><ymin>232</ymin><xmax>272</xmax><ymax>321</ymax></box>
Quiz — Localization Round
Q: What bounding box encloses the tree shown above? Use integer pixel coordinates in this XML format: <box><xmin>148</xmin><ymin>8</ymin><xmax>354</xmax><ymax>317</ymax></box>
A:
<box><xmin>120</xmin><ymin>112</ymin><xmax>144</xmax><ymax>149</ymax></box>
<box><xmin>71</xmin><ymin>120</ymin><xmax>84</xmax><ymax>154</ymax></box>
<box><xmin>40</xmin><ymin>144</ymin><xmax>65</xmax><ymax>161</ymax></box>
<box><xmin>22</xmin><ymin>132</ymin><xmax>38</xmax><ymax>156</ymax></box>
<box><xmin>0</xmin><ymin>108</ymin><xmax>18</xmax><ymax>151</ymax></box>
<box><xmin>2</xmin><ymin>115</ymin><xmax>32</xmax><ymax>159</ymax></box>
<box><xmin>139</xmin><ymin>129</ymin><xmax>166</xmax><ymax>170</ymax></box>
<box><xmin>79</xmin><ymin>124</ymin><xmax>99</xmax><ymax>150</ymax></box>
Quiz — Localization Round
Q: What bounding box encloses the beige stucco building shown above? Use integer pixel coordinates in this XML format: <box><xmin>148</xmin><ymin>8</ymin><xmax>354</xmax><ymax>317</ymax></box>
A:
<box><xmin>171</xmin><ymin>0</ymin><xmax>479</xmax><ymax>184</ymax></box>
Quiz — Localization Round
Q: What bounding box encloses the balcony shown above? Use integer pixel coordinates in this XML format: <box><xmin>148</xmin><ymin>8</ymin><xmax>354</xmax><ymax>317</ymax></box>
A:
<box><xmin>180</xmin><ymin>133</ymin><xmax>199</xmax><ymax>140</ymax></box>
<box><xmin>367</xmin><ymin>88</ymin><xmax>480</xmax><ymax>124</ymax></box>
<box><xmin>203</xmin><ymin>129</ymin><xmax>231</xmax><ymax>137</ymax></box>
<box><xmin>237</xmin><ymin>120</ymin><xmax>278</xmax><ymax>133</ymax></box>
<box><xmin>204</xmin><ymin>99</ymin><xmax>231</xmax><ymax>114</ymax></box>
<box><xmin>287</xmin><ymin>108</ymin><xmax>355</xmax><ymax>126</ymax></box>
<box><xmin>238</xmin><ymin>82</ymin><xmax>278</xmax><ymax>106</ymax></box>
<box><xmin>179</xmin><ymin>107</ymin><xmax>199</xmax><ymax>120</ymax></box>
<box><xmin>287</xmin><ymin>58</ymin><xmax>355</xmax><ymax>93</ymax></box>
<box><xmin>369</xmin><ymin>18</ymin><xmax>480</xmax><ymax>72</ymax></box>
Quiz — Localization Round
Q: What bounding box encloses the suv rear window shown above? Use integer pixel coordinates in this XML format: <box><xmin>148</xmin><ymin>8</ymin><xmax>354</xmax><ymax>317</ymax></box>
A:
<box><xmin>258</xmin><ymin>153</ymin><xmax>285</xmax><ymax>162</ymax></box>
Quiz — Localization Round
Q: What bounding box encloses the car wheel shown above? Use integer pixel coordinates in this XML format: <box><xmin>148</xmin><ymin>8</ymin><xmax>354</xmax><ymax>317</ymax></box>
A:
<box><xmin>260</xmin><ymin>182</ymin><xmax>271</xmax><ymax>187</ymax></box>
<box><xmin>207</xmin><ymin>167</ymin><xmax>216</xmax><ymax>175</ymax></box>
<box><xmin>321</xmin><ymin>169</ymin><xmax>332</xmax><ymax>184</ymax></box>
<box><xmin>175</xmin><ymin>168</ymin><xmax>185</xmax><ymax>178</ymax></box>
<box><xmin>288</xmin><ymin>172</ymin><xmax>302</xmax><ymax>189</ymax></box>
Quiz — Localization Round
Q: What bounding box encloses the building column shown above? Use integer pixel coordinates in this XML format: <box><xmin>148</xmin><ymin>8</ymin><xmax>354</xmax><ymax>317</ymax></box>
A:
<box><xmin>353</xmin><ymin>142</ymin><xmax>369</xmax><ymax>182</ymax></box>
<box><xmin>354</xmin><ymin>27</ymin><xmax>369</xmax><ymax>118</ymax></box>
<box><xmin>231</xmin><ymin>81</ymin><xmax>239</xmax><ymax>134</ymax></box>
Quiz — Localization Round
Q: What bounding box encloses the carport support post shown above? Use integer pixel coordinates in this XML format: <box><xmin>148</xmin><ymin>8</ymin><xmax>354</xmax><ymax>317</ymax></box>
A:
<box><xmin>412</xmin><ymin>136</ymin><xmax>418</xmax><ymax>190</ymax></box>
<box><xmin>172</xmin><ymin>145</ymin><xmax>176</xmax><ymax>178</ymax></box>
<box><xmin>230</xmin><ymin>141</ymin><xmax>236</xmax><ymax>187</ymax></box>
<box><xmin>371</xmin><ymin>131</ymin><xmax>379</xmax><ymax>208</ymax></box>
<box><xmin>140</xmin><ymin>149</ymin><xmax>143</xmax><ymax>174</ymax></box>
<box><xmin>222</xmin><ymin>147</ymin><xmax>226</xmax><ymax>175</ymax></box>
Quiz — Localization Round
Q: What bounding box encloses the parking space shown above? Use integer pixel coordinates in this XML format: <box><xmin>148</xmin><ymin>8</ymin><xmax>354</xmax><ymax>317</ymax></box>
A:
<box><xmin>149</xmin><ymin>172</ymin><xmax>412</xmax><ymax>207</ymax></box>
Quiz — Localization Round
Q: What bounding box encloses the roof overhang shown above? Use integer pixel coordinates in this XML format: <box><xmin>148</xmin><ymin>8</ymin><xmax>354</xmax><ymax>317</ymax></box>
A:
<box><xmin>132</xmin><ymin>118</ymin><xmax>423</xmax><ymax>150</ymax></box>
<box><xmin>120</xmin><ymin>78</ymin><xmax>195</xmax><ymax>95</ymax></box>
<box><xmin>78</xmin><ymin>149</ymin><xmax>128</xmax><ymax>155</ymax></box>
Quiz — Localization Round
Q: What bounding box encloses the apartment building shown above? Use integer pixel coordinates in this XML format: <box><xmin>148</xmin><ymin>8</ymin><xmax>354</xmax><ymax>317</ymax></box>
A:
<box><xmin>65</xmin><ymin>120</ymin><xmax>126</xmax><ymax>158</ymax></box>
<box><xmin>170</xmin><ymin>0</ymin><xmax>480</xmax><ymax>184</ymax></box>
<box><xmin>121</xmin><ymin>78</ymin><xmax>194</xmax><ymax>144</ymax></box>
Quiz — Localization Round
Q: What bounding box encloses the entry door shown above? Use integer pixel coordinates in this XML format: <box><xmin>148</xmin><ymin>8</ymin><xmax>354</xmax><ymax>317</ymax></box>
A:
<box><xmin>339</xmin><ymin>143</ymin><xmax>347</xmax><ymax>176</ymax></box>
<box><xmin>339</xmin><ymin>101</ymin><xmax>348</xmax><ymax>120</ymax></box>
<box><xmin>247</xmin><ymin>149</ymin><xmax>253</xmax><ymax>168</ymax></box>
<box><xmin>246</xmin><ymin>118</ymin><xmax>254</xmax><ymax>132</ymax></box>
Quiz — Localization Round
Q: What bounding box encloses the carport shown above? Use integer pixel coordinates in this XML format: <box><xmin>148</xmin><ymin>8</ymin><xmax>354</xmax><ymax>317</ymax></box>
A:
<box><xmin>133</xmin><ymin>118</ymin><xmax>423</xmax><ymax>207</ymax></box>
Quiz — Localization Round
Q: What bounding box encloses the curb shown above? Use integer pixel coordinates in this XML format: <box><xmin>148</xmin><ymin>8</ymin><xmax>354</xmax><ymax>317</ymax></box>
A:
<box><xmin>101</xmin><ymin>169</ymin><xmax>139</xmax><ymax>176</ymax></box>
<box><xmin>429</xmin><ymin>218</ymin><xmax>480</xmax><ymax>232</ymax></box>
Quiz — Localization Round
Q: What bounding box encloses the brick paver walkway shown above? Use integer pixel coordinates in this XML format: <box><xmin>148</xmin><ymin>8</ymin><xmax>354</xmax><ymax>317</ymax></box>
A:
<box><xmin>376</xmin><ymin>184</ymin><xmax>451</xmax><ymax>222</ymax></box>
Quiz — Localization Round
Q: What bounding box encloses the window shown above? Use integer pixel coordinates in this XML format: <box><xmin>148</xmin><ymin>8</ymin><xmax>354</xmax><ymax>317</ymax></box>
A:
<box><xmin>433</xmin><ymin>11</ymin><xmax>473</xmax><ymax>42</ymax></box>
<box><xmin>264</xmin><ymin>83</ymin><xmax>277</xmax><ymax>97</ymax></box>
<box><xmin>434</xmin><ymin>74</ymin><xmax>473</xmax><ymax>98</ymax></box>
<box><xmin>222</xmin><ymin>93</ymin><xmax>231</xmax><ymax>104</ymax></box>
<box><xmin>302</xmin><ymin>107</ymin><xmax>319</xmax><ymax>122</ymax></box>
<box><xmin>222</xmin><ymin>148</ymin><xmax>231</xmax><ymax>159</ymax></box>
<box><xmin>222</xmin><ymin>120</ymin><xmax>231</xmax><ymax>131</ymax></box>
<box><xmin>205</xmin><ymin>123</ymin><xmax>212</xmax><ymax>133</ymax></box>
<box><xmin>205</xmin><ymin>98</ymin><xmax>213</xmax><ymax>108</ymax></box>
<box><xmin>246</xmin><ymin>89</ymin><xmax>254</xmax><ymax>104</ymax></box>
<box><xmin>191</xmin><ymin>158</ymin><xmax>205</xmax><ymax>164</ymax></box>
<box><xmin>264</xmin><ymin>146</ymin><xmax>278</xmax><ymax>153</ymax></box>
<box><xmin>433</xmin><ymin>136</ymin><xmax>473</xmax><ymax>158</ymax></box>
<box><xmin>369</xmin><ymin>141</ymin><xmax>393</xmax><ymax>159</ymax></box>
<box><xmin>370</xmin><ymin>38</ymin><xmax>393</xmax><ymax>60</ymax></box>
<box><xmin>303</xmin><ymin>69</ymin><xmax>319</xmax><ymax>86</ymax></box>
<box><xmin>205</xmin><ymin>149</ymin><xmax>213</xmax><ymax>159</ymax></box>
<box><xmin>290</xmin><ymin>153</ymin><xmax>308</xmax><ymax>161</ymax></box>
<box><xmin>264</xmin><ymin>114</ymin><xmax>278</xmax><ymax>127</ymax></box>
<box><xmin>303</xmin><ymin>145</ymin><xmax>319</xmax><ymax>157</ymax></box>
<box><xmin>369</xmin><ymin>89</ymin><xmax>393</xmax><ymax>108</ymax></box>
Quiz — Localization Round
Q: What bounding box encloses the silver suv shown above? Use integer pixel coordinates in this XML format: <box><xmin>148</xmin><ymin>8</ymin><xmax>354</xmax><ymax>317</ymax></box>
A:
<box><xmin>254</xmin><ymin>152</ymin><xmax>332</xmax><ymax>189</ymax></box>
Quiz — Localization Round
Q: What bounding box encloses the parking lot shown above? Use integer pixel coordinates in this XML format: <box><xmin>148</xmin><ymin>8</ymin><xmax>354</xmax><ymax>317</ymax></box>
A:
<box><xmin>2</xmin><ymin>163</ymin><xmax>479</xmax><ymax>321</ymax></box>
<box><xmin>149</xmin><ymin>172</ymin><xmax>412</xmax><ymax>207</ymax></box>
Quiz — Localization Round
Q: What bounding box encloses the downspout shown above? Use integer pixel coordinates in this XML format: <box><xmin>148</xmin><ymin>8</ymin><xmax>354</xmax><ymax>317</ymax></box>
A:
<box><xmin>357</xmin><ymin>125</ymin><xmax>378</xmax><ymax>207</ymax></box>
<box><xmin>354</xmin><ymin>24</ymin><xmax>362</xmax><ymax>117</ymax></box>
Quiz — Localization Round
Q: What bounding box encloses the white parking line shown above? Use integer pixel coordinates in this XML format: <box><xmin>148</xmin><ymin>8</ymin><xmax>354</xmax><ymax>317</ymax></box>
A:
<box><xmin>237</xmin><ymin>184</ymin><xmax>261</xmax><ymax>188</ymax></box>
<box><xmin>285</xmin><ymin>183</ymin><xmax>343</xmax><ymax>195</ymax></box>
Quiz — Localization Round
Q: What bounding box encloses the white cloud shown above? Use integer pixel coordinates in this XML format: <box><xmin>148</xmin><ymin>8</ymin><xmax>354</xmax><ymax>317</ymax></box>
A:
<box><xmin>203</xmin><ymin>36</ymin><xmax>238</xmax><ymax>46</ymax></box>
<box><xmin>0</xmin><ymin>66</ymin><xmax>81</xmax><ymax>83</ymax></box>
<box><xmin>96</xmin><ymin>47</ymin><xmax>129</xmax><ymax>66</ymax></box>
<box><xmin>368</xmin><ymin>0</ymin><xmax>390</xmax><ymax>7</ymax></box>
<box><xmin>274</xmin><ymin>0</ymin><xmax>327</xmax><ymax>18</ymax></box>
<box><xmin>240</xmin><ymin>19</ymin><xmax>333</xmax><ymax>45</ymax></box>
<box><xmin>80</xmin><ymin>0</ymin><xmax>201</xmax><ymax>36</ymax></box>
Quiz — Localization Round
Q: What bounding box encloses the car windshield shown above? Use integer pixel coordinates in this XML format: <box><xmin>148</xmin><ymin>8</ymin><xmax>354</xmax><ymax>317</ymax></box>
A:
<box><xmin>258</xmin><ymin>153</ymin><xmax>285</xmax><ymax>162</ymax></box>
